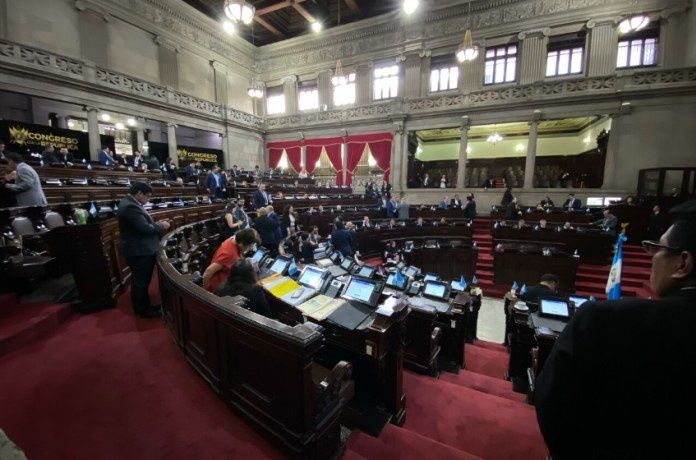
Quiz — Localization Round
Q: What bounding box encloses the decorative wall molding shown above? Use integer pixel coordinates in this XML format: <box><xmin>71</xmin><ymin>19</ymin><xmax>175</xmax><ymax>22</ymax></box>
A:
<box><xmin>96</xmin><ymin>68</ymin><xmax>167</xmax><ymax>101</ymax></box>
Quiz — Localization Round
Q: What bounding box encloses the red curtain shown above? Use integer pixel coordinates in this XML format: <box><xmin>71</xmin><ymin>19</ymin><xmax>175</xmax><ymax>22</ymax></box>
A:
<box><xmin>345</xmin><ymin>133</ymin><xmax>393</xmax><ymax>184</ymax></box>
<box><xmin>324</xmin><ymin>143</ymin><xmax>343</xmax><ymax>186</ymax></box>
<box><xmin>266</xmin><ymin>140</ymin><xmax>302</xmax><ymax>170</ymax></box>
<box><xmin>367</xmin><ymin>140</ymin><xmax>392</xmax><ymax>182</ymax></box>
<box><xmin>268</xmin><ymin>147</ymin><xmax>284</xmax><ymax>169</ymax></box>
<box><xmin>305</xmin><ymin>145</ymin><xmax>322</xmax><ymax>174</ymax></box>
<box><xmin>345</xmin><ymin>142</ymin><xmax>366</xmax><ymax>187</ymax></box>
<box><xmin>285</xmin><ymin>146</ymin><xmax>302</xmax><ymax>173</ymax></box>
<box><xmin>304</xmin><ymin>137</ymin><xmax>343</xmax><ymax>180</ymax></box>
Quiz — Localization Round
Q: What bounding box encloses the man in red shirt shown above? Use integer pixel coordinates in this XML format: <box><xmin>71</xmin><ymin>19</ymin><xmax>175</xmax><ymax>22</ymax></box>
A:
<box><xmin>203</xmin><ymin>228</ymin><xmax>260</xmax><ymax>292</ymax></box>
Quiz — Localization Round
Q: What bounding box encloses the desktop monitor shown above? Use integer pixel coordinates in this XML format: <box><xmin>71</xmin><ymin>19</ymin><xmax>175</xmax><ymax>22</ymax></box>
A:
<box><xmin>341</xmin><ymin>277</ymin><xmax>381</xmax><ymax>307</ymax></box>
<box><xmin>297</xmin><ymin>265</ymin><xmax>325</xmax><ymax>290</ymax></box>
<box><xmin>569</xmin><ymin>296</ymin><xmax>589</xmax><ymax>309</ymax></box>
<box><xmin>450</xmin><ymin>279</ymin><xmax>465</xmax><ymax>292</ymax></box>
<box><xmin>329</xmin><ymin>251</ymin><xmax>341</xmax><ymax>263</ymax></box>
<box><xmin>386</xmin><ymin>272</ymin><xmax>407</xmax><ymax>290</ymax></box>
<box><xmin>270</xmin><ymin>257</ymin><xmax>291</xmax><ymax>275</ymax></box>
<box><xmin>422</xmin><ymin>281</ymin><xmax>450</xmax><ymax>301</ymax></box>
<box><xmin>586</xmin><ymin>197</ymin><xmax>604</xmax><ymax>207</ymax></box>
<box><xmin>404</xmin><ymin>266</ymin><xmax>419</xmax><ymax>278</ymax></box>
<box><xmin>340</xmin><ymin>257</ymin><xmax>355</xmax><ymax>270</ymax></box>
<box><xmin>603</xmin><ymin>197</ymin><xmax>622</xmax><ymax>206</ymax></box>
<box><xmin>423</xmin><ymin>273</ymin><xmax>439</xmax><ymax>283</ymax></box>
<box><xmin>357</xmin><ymin>265</ymin><xmax>376</xmax><ymax>278</ymax></box>
<box><xmin>539</xmin><ymin>298</ymin><xmax>571</xmax><ymax>320</ymax></box>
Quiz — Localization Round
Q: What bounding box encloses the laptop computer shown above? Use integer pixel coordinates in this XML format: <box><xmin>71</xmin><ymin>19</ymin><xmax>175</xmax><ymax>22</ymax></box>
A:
<box><xmin>279</xmin><ymin>265</ymin><xmax>326</xmax><ymax>307</ymax></box>
<box><xmin>404</xmin><ymin>266</ymin><xmax>420</xmax><ymax>279</ymax></box>
<box><xmin>325</xmin><ymin>276</ymin><xmax>385</xmax><ymax>330</ymax></box>
<box><xmin>450</xmin><ymin>279</ymin><xmax>466</xmax><ymax>293</ymax></box>
<box><xmin>539</xmin><ymin>298</ymin><xmax>572</xmax><ymax>320</ymax></box>
<box><xmin>569</xmin><ymin>295</ymin><xmax>589</xmax><ymax>309</ymax></box>
<box><xmin>383</xmin><ymin>271</ymin><xmax>408</xmax><ymax>296</ymax></box>
<box><xmin>259</xmin><ymin>256</ymin><xmax>291</xmax><ymax>280</ymax></box>
<box><xmin>409</xmin><ymin>280</ymin><xmax>451</xmax><ymax>314</ymax></box>
<box><xmin>423</xmin><ymin>273</ymin><xmax>439</xmax><ymax>283</ymax></box>
<box><xmin>356</xmin><ymin>264</ymin><xmax>376</xmax><ymax>278</ymax></box>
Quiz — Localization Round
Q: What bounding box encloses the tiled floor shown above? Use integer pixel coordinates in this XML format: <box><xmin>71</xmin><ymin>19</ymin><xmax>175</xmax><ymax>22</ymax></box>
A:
<box><xmin>476</xmin><ymin>296</ymin><xmax>506</xmax><ymax>344</ymax></box>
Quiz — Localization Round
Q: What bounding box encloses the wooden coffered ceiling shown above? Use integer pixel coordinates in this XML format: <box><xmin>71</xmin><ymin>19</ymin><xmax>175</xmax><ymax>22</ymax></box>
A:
<box><xmin>182</xmin><ymin>0</ymin><xmax>402</xmax><ymax>46</ymax></box>
<box><xmin>417</xmin><ymin>117</ymin><xmax>602</xmax><ymax>142</ymax></box>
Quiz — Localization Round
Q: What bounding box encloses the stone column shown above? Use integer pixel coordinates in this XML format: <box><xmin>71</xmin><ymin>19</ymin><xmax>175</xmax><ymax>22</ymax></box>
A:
<box><xmin>56</xmin><ymin>116</ymin><xmax>68</xmax><ymax>129</ymax></box>
<box><xmin>602</xmin><ymin>107</ymin><xmax>628</xmax><ymax>189</ymax></box>
<box><xmin>84</xmin><ymin>106</ymin><xmax>100</xmax><ymax>162</ymax></box>
<box><xmin>135</xmin><ymin>117</ymin><xmax>145</xmax><ymax>152</ymax></box>
<box><xmin>524</xmin><ymin>113</ymin><xmax>541</xmax><ymax>189</ymax></box>
<box><xmin>0</xmin><ymin>0</ymin><xmax>7</xmax><ymax>39</ymax></box>
<box><xmin>402</xmin><ymin>52</ymin><xmax>424</xmax><ymax>99</ymax></box>
<box><xmin>660</xmin><ymin>9</ymin><xmax>687</xmax><ymax>69</ymax></box>
<box><xmin>253</xmin><ymin>82</ymin><xmax>266</xmax><ymax>117</ymax></box>
<box><xmin>317</xmin><ymin>70</ymin><xmax>332</xmax><ymax>110</ymax></box>
<box><xmin>456</xmin><ymin>116</ymin><xmax>470</xmax><ymax>189</ymax></box>
<box><xmin>167</xmin><ymin>123</ymin><xmax>178</xmax><ymax>167</ymax></box>
<box><xmin>586</xmin><ymin>18</ymin><xmax>619</xmax><ymax>77</ymax></box>
<box><xmin>419</xmin><ymin>50</ymin><xmax>432</xmax><ymax>97</ymax></box>
<box><xmin>355</xmin><ymin>62</ymin><xmax>372</xmax><ymax>106</ymax></box>
<box><xmin>389</xmin><ymin>121</ymin><xmax>404</xmax><ymax>191</ymax></box>
<box><xmin>518</xmin><ymin>29</ymin><xmax>550</xmax><ymax>85</ymax></box>
<box><xmin>282</xmin><ymin>75</ymin><xmax>298</xmax><ymax>115</ymax></box>
<box><xmin>301</xmin><ymin>144</ymin><xmax>307</xmax><ymax>171</ymax></box>
<box><xmin>155</xmin><ymin>36</ymin><xmax>180</xmax><ymax>89</ymax></box>
<box><xmin>211</xmin><ymin>61</ymin><xmax>229</xmax><ymax>104</ymax></box>
<box><xmin>341</xmin><ymin>141</ymin><xmax>347</xmax><ymax>186</ymax></box>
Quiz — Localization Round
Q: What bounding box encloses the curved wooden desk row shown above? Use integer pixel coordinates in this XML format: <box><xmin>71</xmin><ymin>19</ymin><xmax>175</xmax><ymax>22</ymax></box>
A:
<box><xmin>490</xmin><ymin>209</ymin><xmax>595</xmax><ymax>224</ymax></box>
<box><xmin>158</xmin><ymin>220</ymin><xmax>360</xmax><ymax>459</ymax></box>
<box><xmin>492</xmin><ymin>242</ymin><xmax>581</xmax><ymax>291</ymax></box>
<box><xmin>491</xmin><ymin>225</ymin><xmax>614</xmax><ymax>265</ymax></box>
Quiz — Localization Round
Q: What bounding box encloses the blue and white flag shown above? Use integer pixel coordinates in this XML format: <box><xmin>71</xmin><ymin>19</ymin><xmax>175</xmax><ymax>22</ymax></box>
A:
<box><xmin>89</xmin><ymin>202</ymin><xmax>98</xmax><ymax>219</ymax></box>
<box><xmin>606</xmin><ymin>234</ymin><xmax>628</xmax><ymax>300</ymax></box>
<box><xmin>395</xmin><ymin>269</ymin><xmax>405</xmax><ymax>286</ymax></box>
<box><xmin>520</xmin><ymin>284</ymin><xmax>527</xmax><ymax>295</ymax></box>
<box><xmin>472</xmin><ymin>275</ymin><xmax>478</xmax><ymax>285</ymax></box>
<box><xmin>512</xmin><ymin>281</ymin><xmax>519</xmax><ymax>291</ymax></box>
<box><xmin>590</xmin><ymin>296</ymin><xmax>596</xmax><ymax>302</ymax></box>
<box><xmin>377</xmin><ymin>265</ymin><xmax>385</xmax><ymax>277</ymax></box>
<box><xmin>288</xmin><ymin>258</ymin><xmax>298</xmax><ymax>276</ymax></box>
<box><xmin>460</xmin><ymin>276</ymin><xmax>467</xmax><ymax>290</ymax></box>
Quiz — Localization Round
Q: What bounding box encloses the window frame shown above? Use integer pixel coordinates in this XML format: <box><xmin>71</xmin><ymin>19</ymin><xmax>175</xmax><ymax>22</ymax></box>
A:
<box><xmin>545</xmin><ymin>34</ymin><xmax>586</xmax><ymax>78</ymax></box>
<box><xmin>298</xmin><ymin>81</ymin><xmax>319</xmax><ymax>112</ymax></box>
<box><xmin>429</xmin><ymin>56</ymin><xmax>460</xmax><ymax>93</ymax></box>
<box><xmin>483</xmin><ymin>44</ymin><xmax>518</xmax><ymax>86</ymax></box>
<box><xmin>266</xmin><ymin>86</ymin><xmax>285</xmax><ymax>115</ymax></box>
<box><xmin>373</xmin><ymin>64</ymin><xmax>400</xmax><ymax>101</ymax></box>
<box><xmin>333</xmin><ymin>72</ymin><xmax>357</xmax><ymax>107</ymax></box>
<box><xmin>616</xmin><ymin>27</ymin><xmax>659</xmax><ymax>69</ymax></box>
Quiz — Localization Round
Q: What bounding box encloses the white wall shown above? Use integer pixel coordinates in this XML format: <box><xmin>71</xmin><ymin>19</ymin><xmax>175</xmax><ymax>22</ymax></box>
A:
<box><xmin>6</xmin><ymin>0</ymin><xmax>81</xmax><ymax>59</ymax></box>
<box><xmin>108</xmin><ymin>20</ymin><xmax>159</xmax><ymax>84</ymax></box>
<box><xmin>178</xmin><ymin>49</ymin><xmax>214</xmax><ymax>101</ymax></box>
<box><xmin>686</xmin><ymin>6</ymin><xmax>696</xmax><ymax>67</ymax></box>
<box><xmin>227</xmin><ymin>70</ymin><xmax>254</xmax><ymax>113</ymax></box>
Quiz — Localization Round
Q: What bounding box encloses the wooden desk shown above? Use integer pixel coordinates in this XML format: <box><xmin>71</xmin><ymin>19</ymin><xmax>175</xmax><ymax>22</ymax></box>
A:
<box><xmin>491</xmin><ymin>209</ymin><xmax>594</xmax><ymax>225</ymax></box>
<box><xmin>354</xmin><ymin>223</ymin><xmax>474</xmax><ymax>257</ymax></box>
<box><xmin>493</xmin><ymin>244</ymin><xmax>581</xmax><ymax>291</ymax></box>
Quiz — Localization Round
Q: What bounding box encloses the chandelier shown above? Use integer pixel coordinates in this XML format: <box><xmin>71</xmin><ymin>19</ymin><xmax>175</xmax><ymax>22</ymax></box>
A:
<box><xmin>224</xmin><ymin>0</ymin><xmax>254</xmax><ymax>25</ymax></box>
<box><xmin>487</xmin><ymin>133</ymin><xmax>503</xmax><ymax>144</ymax></box>
<box><xmin>331</xmin><ymin>59</ymin><xmax>347</xmax><ymax>87</ymax></box>
<box><xmin>247</xmin><ymin>80</ymin><xmax>263</xmax><ymax>98</ymax></box>
<box><xmin>456</xmin><ymin>30</ymin><xmax>479</xmax><ymax>62</ymax></box>
<box><xmin>618</xmin><ymin>14</ymin><xmax>650</xmax><ymax>34</ymax></box>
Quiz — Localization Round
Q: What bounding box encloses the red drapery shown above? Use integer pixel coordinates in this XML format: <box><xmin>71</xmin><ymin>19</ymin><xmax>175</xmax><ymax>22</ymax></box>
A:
<box><xmin>305</xmin><ymin>145</ymin><xmax>323</xmax><ymax>174</ymax></box>
<box><xmin>345</xmin><ymin>142</ymin><xmax>365</xmax><ymax>187</ymax></box>
<box><xmin>304</xmin><ymin>137</ymin><xmax>343</xmax><ymax>181</ymax></box>
<box><xmin>324</xmin><ymin>143</ymin><xmax>343</xmax><ymax>186</ymax></box>
<box><xmin>346</xmin><ymin>133</ymin><xmax>393</xmax><ymax>184</ymax></box>
<box><xmin>285</xmin><ymin>146</ymin><xmax>302</xmax><ymax>173</ymax></box>
<box><xmin>267</xmin><ymin>147</ymin><xmax>284</xmax><ymax>169</ymax></box>
<box><xmin>266</xmin><ymin>140</ymin><xmax>302</xmax><ymax>170</ymax></box>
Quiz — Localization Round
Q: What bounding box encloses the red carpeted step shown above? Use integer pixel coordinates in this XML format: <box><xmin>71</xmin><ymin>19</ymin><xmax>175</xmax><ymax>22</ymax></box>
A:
<box><xmin>0</xmin><ymin>302</ymin><xmax>73</xmax><ymax>358</ymax></box>
<box><xmin>343</xmin><ymin>447</ymin><xmax>370</xmax><ymax>460</ymax></box>
<box><xmin>473</xmin><ymin>340</ymin><xmax>507</xmax><ymax>353</ymax></box>
<box><xmin>347</xmin><ymin>425</ymin><xmax>485</xmax><ymax>460</ymax></box>
<box><xmin>402</xmin><ymin>372</ymin><xmax>547</xmax><ymax>460</ymax></box>
<box><xmin>438</xmin><ymin>369</ymin><xmax>525</xmax><ymax>404</ymax></box>
<box><xmin>465</xmin><ymin>344</ymin><xmax>509</xmax><ymax>380</ymax></box>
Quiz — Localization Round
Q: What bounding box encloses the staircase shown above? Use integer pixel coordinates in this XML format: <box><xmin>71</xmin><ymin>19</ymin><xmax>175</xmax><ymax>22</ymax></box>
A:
<box><xmin>471</xmin><ymin>217</ymin><xmax>509</xmax><ymax>298</ymax></box>
<box><xmin>347</xmin><ymin>340</ymin><xmax>548</xmax><ymax>460</ymax></box>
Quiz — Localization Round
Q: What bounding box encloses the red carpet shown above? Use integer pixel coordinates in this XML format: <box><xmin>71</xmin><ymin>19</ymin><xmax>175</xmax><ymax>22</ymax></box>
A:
<box><xmin>462</xmin><ymin>343</ymin><xmax>509</xmax><ymax>380</ymax></box>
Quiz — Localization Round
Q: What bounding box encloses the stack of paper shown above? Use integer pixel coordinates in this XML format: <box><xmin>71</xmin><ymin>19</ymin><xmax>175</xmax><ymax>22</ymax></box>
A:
<box><xmin>297</xmin><ymin>295</ymin><xmax>346</xmax><ymax>321</ymax></box>
<box><xmin>267</xmin><ymin>278</ymin><xmax>301</xmax><ymax>298</ymax></box>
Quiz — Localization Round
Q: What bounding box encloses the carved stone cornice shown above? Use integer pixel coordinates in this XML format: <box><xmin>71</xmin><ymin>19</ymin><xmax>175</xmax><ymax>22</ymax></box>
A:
<box><xmin>211</xmin><ymin>60</ymin><xmax>228</xmax><ymax>73</ymax></box>
<box><xmin>73</xmin><ymin>0</ymin><xmax>111</xmax><ymax>22</ymax></box>
<box><xmin>281</xmin><ymin>75</ymin><xmax>298</xmax><ymax>85</ymax></box>
<box><xmin>461</xmin><ymin>115</ymin><xmax>470</xmax><ymax>129</ymax></box>
<box><xmin>518</xmin><ymin>28</ymin><xmax>551</xmax><ymax>40</ymax></box>
<box><xmin>155</xmin><ymin>35</ymin><xmax>180</xmax><ymax>53</ymax></box>
<box><xmin>586</xmin><ymin>17</ymin><xmax>620</xmax><ymax>29</ymax></box>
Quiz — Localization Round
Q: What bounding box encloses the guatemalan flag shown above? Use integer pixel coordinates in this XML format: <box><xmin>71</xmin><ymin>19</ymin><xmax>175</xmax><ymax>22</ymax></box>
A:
<box><xmin>606</xmin><ymin>233</ymin><xmax>628</xmax><ymax>300</ymax></box>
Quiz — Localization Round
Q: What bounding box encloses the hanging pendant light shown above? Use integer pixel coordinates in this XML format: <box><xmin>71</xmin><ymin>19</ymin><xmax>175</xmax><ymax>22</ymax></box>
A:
<box><xmin>331</xmin><ymin>59</ymin><xmax>347</xmax><ymax>87</ymax></box>
<box><xmin>456</xmin><ymin>1</ymin><xmax>478</xmax><ymax>62</ymax></box>
<box><xmin>224</xmin><ymin>0</ymin><xmax>255</xmax><ymax>25</ymax></box>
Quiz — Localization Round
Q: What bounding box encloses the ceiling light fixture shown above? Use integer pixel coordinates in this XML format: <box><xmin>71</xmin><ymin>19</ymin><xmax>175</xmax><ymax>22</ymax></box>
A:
<box><xmin>311</xmin><ymin>21</ymin><xmax>322</xmax><ymax>33</ymax></box>
<box><xmin>127</xmin><ymin>118</ymin><xmax>136</xmax><ymax>126</ymax></box>
<box><xmin>247</xmin><ymin>80</ymin><xmax>263</xmax><ymax>98</ymax></box>
<box><xmin>403</xmin><ymin>0</ymin><xmax>419</xmax><ymax>15</ymax></box>
<box><xmin>331</xmin><ymin>59</ymin><xmax>347</xmax><ymax>87</ymax></box>
<box><xmin>456</xmin><ymin>2</ymin><xmax>479</xmax><ymax>62</ymax></box>
<box><xmin>224</xmin><ymin>0</ymin><xmax>254</xmax><ymax>25</ymax></box>
<box><xmin>487</xmin><ymin>133</ymin><xmax>503</xmax><ymax>144</ymax></box>
<box><xmin>115</xmin><ymin>122</ymin><xmax>125</xmax><ymax>130</ymax></box>
<box><xmin>618</xmin><ymin>14</ymin><xmax>650</xmax><ymax>34</ymax></box>
<box><xmin>101</xmin><ymin>113</ymin><xmax>110</xmax><ymax>122</ymax></box>
<box><xmin>223</xmin><ymin>20</ymin><xmax>236</xmax><ymax>34</ymax></box>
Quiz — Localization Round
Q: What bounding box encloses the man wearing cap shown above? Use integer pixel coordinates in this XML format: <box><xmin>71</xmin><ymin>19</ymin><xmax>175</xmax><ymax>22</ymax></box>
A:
<box><xmin>535</xmin><ymin>200</ymin><xmax>696</xmax><ymax>459</ymax></box>
<box><xmin>117</xmin><ymin>182</ymin><xmax>171</xmax><ymax>318</ymax></box>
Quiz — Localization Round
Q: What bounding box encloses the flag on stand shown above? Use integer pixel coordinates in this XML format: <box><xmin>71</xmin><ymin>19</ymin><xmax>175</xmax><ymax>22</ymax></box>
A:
<box><xmin>472</xmin><ymin>275</ymin><xmax>478</xmax><ymax>285</ymax></box>
<box><xmin>395</xmin><ymin>269</ymin><xmax>405</xmax><ymax>286</ymax></box>
<box><xmin>520</xmin><ymin>284</ymin><xmax>527</xmax><ymax>295</ymax></box>
<box><xmin>512</xmin><ymin>281</ymin><xmax>518</xmax><ymax>290</ymax></box>
<box><xmin>89</xmin><ymin>202</ymin><xmax>98</xmax><ymax>220</ymax></box>
<box><xmin>460</xmin><ymin>276</ymin><xmax>467</xmax><ymax>290</ymax></box>
<box><xmin>288</xmin><ymin>258</ymin><xmax>298</xmax><ymax>276</ymax></box>
<box><xmin>606</xmin><ymin>233</ymin><xmax>628</xmax><ymax>300</ymax></box>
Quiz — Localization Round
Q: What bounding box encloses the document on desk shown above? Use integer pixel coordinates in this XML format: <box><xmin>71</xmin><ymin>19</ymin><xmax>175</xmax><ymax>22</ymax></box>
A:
<box><xmin>297</xmin><ymin>295</ymin><xmax>345</xmax><ymax>321</ymax></box>
<box><xmin>267</xmin><ymin>278</ymin><xmax>301</xmax><ymax>298</ymax></box>
<box><xmin>376</xmin><ymin>296</ymin><xmax>406</xmax><ymax>317</ymax></box>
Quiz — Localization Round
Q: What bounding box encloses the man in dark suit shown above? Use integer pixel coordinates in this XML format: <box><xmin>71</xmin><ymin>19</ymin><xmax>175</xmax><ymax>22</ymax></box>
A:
<box><xmin>0</xmin><ymin>139</ymin><xmax>10</xmax><ymax>159</ymax></box>
<box><xmin>117</xmin><ymin>182</ymin><xmax>171</xmax><ymax>318</ymax></box>
<box><xmin>535</xmin><ymin>201</ymin><xmax>696</xmax><ymax>460</ymax></box>
<box><xmin>40</xmin><ymin>146</ymin><xmax>56</xmax><ymax>165</ymax></box>
<box><xmin>330</xmin><ymin>220</ymin><xmax>355</xmax><ymax>257</ymax></box>
<box><xmin>206</xmin><ymin>166</ymin><xmax>224</xmax><ymax>200</ymax></box>
<box><xmin>505</xmin><ymin>196</ymin><xmax>522</xmax><ymax>221</ymax></box>
<box><xmin>53</xmin><ymin>148</ymin><xmax>75</xmax><ymax>166</ymax></box>
<box><xmin>184</xmin><ymin>161</ymin><xmax>199</xmax><ymax>183</ymax></box>
<box><xmin>591</xmin><ymin>208</ymin><xmax>618</xmax><ymax>235</ymax></box>
<box><xmin>518</xmin><ymin>273</ymin><xmax>558</xmax><ymax>310</ymax></box>
<box><xmin>98</xmin><ymin>146</ymin><xmax>114</xmax><ymax>166</ymax></box>
<box><xmin>463</xmin><ymin>195</ymin><xmax>477</xmax><ymax>219</ymax></box>
<box><xmin>648</xmin><ymin>204</ymin><xmax>668</xmax><ymax>240</ymax></box>
<box><xmin>253</xmin><ymin>183</ymin><xmax>270</xmax><ymax>210</ymax></box>
<box><xmin>450</xmin><ymin>194</ymin><xmax>462</xmax><ymax>208</ymax></box>
<box><xmin>562</xmin><ymin>193</ymin><xmax>581</xmax><ymax>210</ymax></box>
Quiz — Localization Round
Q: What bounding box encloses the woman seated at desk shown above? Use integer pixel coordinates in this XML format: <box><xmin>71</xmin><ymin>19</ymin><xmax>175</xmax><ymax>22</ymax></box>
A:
<box><xmin>383</xmin><ymin>240</ymin><xmax>402</xmax><ymax>268</ymax></box>
<box><xmin>216</xmin><ymin>259</ymin><xmax>271</xmax><ymax>318</ymax></box>
<box><xmin>308</xmin><ymin>226</ymin><xmax>321</xmax><ymax>245</ymax></box>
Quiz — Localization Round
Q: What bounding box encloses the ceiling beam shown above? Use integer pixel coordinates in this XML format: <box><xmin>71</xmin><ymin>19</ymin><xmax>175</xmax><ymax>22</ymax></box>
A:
<box><xmin>343</xmin><ymin>0</ymin><xmax>361</xmax><ymax>15</ymax></box>
<box><xmin>253</xmin><ymin>16</ymin><xmax>286</xmax><ymax>39</ymax></box>
<box><xmin>255</xmin><ymin>1</ymin><xmax>292</xmax><ymax>16</ymax></box>
<box><xmin>291</xmin><ymin>2</ymin><xmax>316</xmax><ymax>23</ymax></box>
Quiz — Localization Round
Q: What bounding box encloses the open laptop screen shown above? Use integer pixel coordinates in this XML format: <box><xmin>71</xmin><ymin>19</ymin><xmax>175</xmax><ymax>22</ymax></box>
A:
<box><xmin>357</xmin><ymin>265</ymin><xmax>375</xmax><ymax>278</ymax></box>
<box><xmin>251</xmin><ymin>248</ymin><xmax>267</xmax><ymax>263</ymax></box>
<box><xmin>423</xmin><ymin>281</ymin><xmax>448</xmax><ymax>300</ymax></box>
<box><xmin>423</xmin><ymin>273</ymin><xmax>439</xmax><ymax>282</ymax></box>
<box><xmin>342</xmin><ymin>277</ymin><xmax>377</xmax><ymax>304</ymax></box>
<box><xmin>540</xmin><ymin>298</ymin><xmax>571</xmax><ymax>319</ymax></box>
<box><xmin>340</xmin><ymin>257</ymin><xmax>354</xmax><ymax>270</ymax></box>
<box><xmin>404</xmin><ymin>266</ymin><xmax>419</xmax><ymax>278</ymax></box>
<box><xmin>450</xmin><ymin>280</ymin><xmax>465</xmax><ymax>292</ymax></box>
<box><xmin>270</xmin><ymin>257</ymin><xmax>290</xmax><ymax>274</ymax></box>
<box><xmin>297</xmin><ymin>265</ymin><xmax>324</xmax><ymax>290</ymax></box>
<box><xmin>386</xmin><ymin>273</ymin><xmax>407</xmax><ymax>290</ymax></box>
<box><xmin>569</xmin><ymin>296</ymin><xmax>588</xmax><ymax>309</ymax></box>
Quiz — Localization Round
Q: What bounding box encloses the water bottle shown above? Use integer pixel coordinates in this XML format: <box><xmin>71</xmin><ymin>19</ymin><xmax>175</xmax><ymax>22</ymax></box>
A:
<box><xmin>40</xmin><ymin>159</ymin><xmax>44</xmax><ymax>167</ymax></box>
<box><xmin>82</xmin><ymin>158</ymin><xmax>86</xmax><ymax>164</ymax></box>
<box><xmin>87</xmin><ymin>163</ymin><xmax>92</xmax><ymax>171</ymax></box>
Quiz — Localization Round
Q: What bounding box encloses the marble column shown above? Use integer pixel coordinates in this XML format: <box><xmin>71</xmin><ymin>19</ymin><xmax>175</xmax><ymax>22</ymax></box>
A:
<box><xmin>586</xmin><ymin>18</ymin><xmax>618</xmax><ymax>77</ymax></box>
<box><xmin>602</xmin><ymin>113</ymin><xmax>624</xmax><ymax>189</ymax></box>
<box><xmin>355</xmin><ymin>63</ymin><xmax>372</xmax><ymax>106</ymax></box>
<box><xmin>390</xmin><ymin>121</ymin><xmax>404</xmax><ymax>191</ymax></box>
<box><xmin>524</xmin><ymin>118</ymin><xmax>540</xmax><ymax>189</ymax></box>
<box><xmin>317</xmin><ymin>70</ymin><xmax>332</xmax><ymax>110</ymax></box>
<box><xmin>301</xmin><ymin>144</ymin><xmax>307</xmax><ymax>171</ymax></box>
<box><xmin>341</xmin><ymin>142</ymin><xmax>347</xmax><ymax>186</ymax></box>
<box><xmin>403</xmin><ymin>52</ymin><xmax>425</xmax><ymax>99</ymax></box>
<box><xmin>167</xmin><ymin>123</ymin><xmax>178</xmax><ymax>167</ymax></box>
<box><xmin>135</xmin><ymin>117</ymin><xmax>145</xmax><ymax>152</ymax></box>
<box><xmin>518</xmin><ymin>29</ymin><xmax>549</xmax><ymax>85</ymax></box>
<box><xmin>282</xmin><ymin>75</ymin><xmax>298</xmax><ymax>115</ymax></box>
<box><xmin>660</xmin><ymin>9</ymin><xmax>687</xmax><ymax>69</ymax></box>
<box><xmin>211</xmin><ymin>61</ymin><xmax>229</xmax><ymax>104</ymax></box>
<box><xmin>456</xmin><ymin>116</ymin><xmax>470</xmax><ymax>189</ymax></box>
<box><xmin>84</xmin><ymin>106</ymin><xmax>100</xmax><ymax>162</ymax></box>
<box><xmin>55</xmin><ymin>116</ymin><xmax>68</xmax><ymax>129</ymax></box>
<box><xmin>0</xmin><ymin>0</ymin><xmax>7</xmax><ymax>39</ymax></box>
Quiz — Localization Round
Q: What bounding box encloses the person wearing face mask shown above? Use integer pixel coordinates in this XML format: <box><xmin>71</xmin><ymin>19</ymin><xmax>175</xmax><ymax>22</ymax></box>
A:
<box><xmin>202</xmin><ymin>228</ymin><xmax>261</xmax><ymax>293</ymax></box>
<box><xmin>117</xmin><ymin>182</ymin><xmax>171</xmax><ymax>318</ymax></box>
<box><xmin>535</xmin><ymin>200</ymin><xmax>696</xmax><ymax>460</ymax></box>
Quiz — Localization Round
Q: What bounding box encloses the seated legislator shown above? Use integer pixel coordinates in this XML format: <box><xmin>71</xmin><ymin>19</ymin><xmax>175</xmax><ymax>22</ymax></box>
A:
<box><xmin>54</xmin><ymin>148</ymin><xmax>75</xmax><ymax>166</ymax></box>
<box><xmin>535</xmin><ymin>201</ymin><xmax>696</xmax><ymax>460</ymax></box>
<box><xmin>202</xmin><ymin>229</ymin><xmax>260</xmax><ymax>293</ymax></box>
<box><xmin>539</xmin><ymin>196</ymin><xmax>555</xmax><ymax>209</ymax></box>
<box><xmin>383</xmin><ymin>240</ymin><xmax>402</xmax><ymax>268</ymax></box>
<box><xmin>505</xmin><ymin>197</ymin><xmax>523</xmax><ymax>221</ymax></box>
<box><xmin>451</xmin><ymin>194</ymin><xmax>462</xmax><ymax>208</ymax></box>
<box><xmin>518</xmin><ymin>273</ymin><xmax>558</xmax><ymax>311</ymax></box>
<box><xmin>439</xmin><ymin>196</ymin><xmax>449</xmax><ymax>209</ymax></box>
<box><xmin>591</xmin><ymin>208</ymin><xmax>618</xmax><ymax>235</ymax></box>
<box><xmin>216</xmin><ymin>259</ymin><xmax>271</xmax><ymax>318</ymax></box>
<box><xmin>413</xmin><ymin>216</ymin><xmax>425</xmax><ymax>227</ymax></box>
<box><xmin>536</xmin><ymin>218</ymin><xmax>549</xmax><ymax>230</ymax></box>
<box><xmin>562</xmin><ymin>193</ymin><xmax>582</xmax><ymax>210</ymax></box>
<box><xmin>361</xmin><ymin>215</ymin><xmax>372</xmax><ymax>229</ymax></box>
